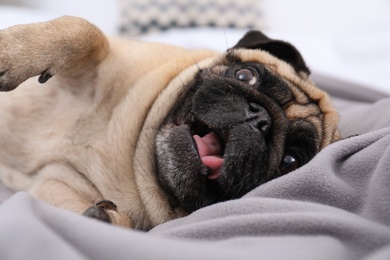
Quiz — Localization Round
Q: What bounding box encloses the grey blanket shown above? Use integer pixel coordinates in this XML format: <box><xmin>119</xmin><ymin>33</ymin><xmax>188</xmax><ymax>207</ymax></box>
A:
<box><xmin>1</xmin><ymin>74</ymin><xmax>390</xmax><ymax>260</ymax></box>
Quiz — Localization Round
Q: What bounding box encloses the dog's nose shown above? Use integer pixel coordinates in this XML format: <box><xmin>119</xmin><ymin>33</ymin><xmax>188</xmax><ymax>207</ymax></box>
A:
<box><xmin>247</xmin><ymin>102</ymin><xmax>271</xmax><ymax>135</ymax></box>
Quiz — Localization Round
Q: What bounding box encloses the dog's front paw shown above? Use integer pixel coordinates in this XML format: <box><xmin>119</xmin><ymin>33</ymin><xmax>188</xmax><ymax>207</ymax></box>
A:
<box><xmin>0</xmin><ymin>30</ymin><xmax>54</xmax><ymax>92</ymax></box>
<box><xmin>0</xmin><ymin>69</ymin><xmax>8</xmax><ymax>90</ymax></box>
<box><xmin>0</xmin><ymin>16</ymin><xmax>109</xmax><ymax>92</ymax></box>
<box><xmin>83</xmin><ymin>200</ymin><xmax>117</xmax><ymax>223</ymax></box>
<box><xmin>83</xmin><ymin>200</ymin><xmax>132</xmax><ymax>227</ymax></box>
<box><xmin>0</xmin><ymin>66</ymin><xmax>18</xmax><ymax>92</ymax></box>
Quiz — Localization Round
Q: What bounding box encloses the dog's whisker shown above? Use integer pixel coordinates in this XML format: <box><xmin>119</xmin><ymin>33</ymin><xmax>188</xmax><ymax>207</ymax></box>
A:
<box><xmin>222</xmin><ymin>22</ymin><xmax>229</xmax><ymax>50</ymax></box>
<box><xmin>229</xmin><ymin>172</ymin><xmax>250</xmax><ymax>199</ymax></box>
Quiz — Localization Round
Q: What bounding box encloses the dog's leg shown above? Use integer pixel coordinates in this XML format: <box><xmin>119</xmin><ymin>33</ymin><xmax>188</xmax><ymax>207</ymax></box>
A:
<box><xmin>0</xmin><ymin>16</ymin><xmax>109</xmax><ymax>91</ymax></box>
<box><xmin>29</xmin><ymin>164</ymin><xmax>132</xmax><ymax>227</ymax></box>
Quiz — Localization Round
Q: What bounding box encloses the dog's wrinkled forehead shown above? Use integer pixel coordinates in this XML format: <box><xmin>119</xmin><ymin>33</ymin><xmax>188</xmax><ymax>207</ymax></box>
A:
<box><xmin>207</xmin><ymin>32</ymin><xmax>340</xmax><ymax>148</ymax></box>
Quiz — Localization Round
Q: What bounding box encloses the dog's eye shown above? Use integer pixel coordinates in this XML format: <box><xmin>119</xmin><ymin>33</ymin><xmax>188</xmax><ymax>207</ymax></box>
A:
<box><xmin>280</xmin><ymin>151</ymin><xmax>302</xmax><ymax>175</ymax></box>
<box><xmin>235</xmin><ymin>69</ymin><xmax>257</xmax><ymax>85</ymax></box>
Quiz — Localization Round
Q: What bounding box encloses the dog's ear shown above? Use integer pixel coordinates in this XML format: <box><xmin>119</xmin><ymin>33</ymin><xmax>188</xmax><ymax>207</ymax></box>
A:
<box><xmin>232</xmin><ymin>30</ymin><xmax>310</xmax><ymax>74</ymax></box>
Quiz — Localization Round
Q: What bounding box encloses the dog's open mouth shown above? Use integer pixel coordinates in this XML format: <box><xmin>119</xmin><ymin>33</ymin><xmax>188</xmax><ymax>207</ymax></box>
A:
<box><xmin>190</xmin><ymin>119</ymin><xmax>229</xmax><ymax>180</ymax></box>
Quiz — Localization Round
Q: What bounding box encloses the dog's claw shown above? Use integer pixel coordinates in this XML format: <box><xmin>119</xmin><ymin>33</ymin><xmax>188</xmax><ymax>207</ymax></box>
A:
<box><xmin>0</xmin><ymin>69</ymin><xmax>12</xmax><ymax>92</ymax></box>
<box><xmin>0</xmin><ymin>69</ymin><xmax>6</xmax><ymax>77</ymax></box>
<box><xmin>83</xmin><ymin>200</ymin><xmax>118</xmax><ymax>223</ymax></box>
<box><xmin>83</xmin><ymin>206</ymin><xmax>111</xmax><ymax>223</ymax></box>
<box><xmin>38</xmin><ymin>69</ymin><xmax>52</xmax><ymax>84</ymax></box>
<box><xmin>95</xmin><ymin>200</ymin><xmax>118</xmax><ymax>211</ymax></box>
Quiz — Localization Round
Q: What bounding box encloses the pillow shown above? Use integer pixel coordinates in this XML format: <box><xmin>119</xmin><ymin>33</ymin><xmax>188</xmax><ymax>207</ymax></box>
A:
<box><xmin>118</xmin><ymin>0</ymin><xmax>263</xmax><ymax>36</ymax></box>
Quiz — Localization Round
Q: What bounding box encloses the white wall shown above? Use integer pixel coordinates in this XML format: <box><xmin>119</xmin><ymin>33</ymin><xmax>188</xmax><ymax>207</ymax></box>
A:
<box><xmin>0</xmin><ymin>0</ymin><xmax>119</xmax><ymax>34</ymax></box>
<box><xmin>1</xmin><ymin>0</ymin><xmax>390</xmax><ymax>34</ymax></box>
<box><xmin>262</xmin><ymin>0</ymin><xmax>390</xmax><ymax>33</ymax></box>
<box><xmin>0</xmin><ymin>0</ymin><xmax>389</xmax><ymax>93</ymax></box>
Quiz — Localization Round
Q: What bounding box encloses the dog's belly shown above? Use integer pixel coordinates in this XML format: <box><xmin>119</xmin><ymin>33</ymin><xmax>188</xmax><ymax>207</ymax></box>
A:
<box><xmin>0</xmin><ymin>68</ymin><xmax>145</xmax><ymax>216</ymax></box>
<box><xmin>0</xmin><ymin>78</ymin><xmax>99</xmax><ymax>179</ymax></box>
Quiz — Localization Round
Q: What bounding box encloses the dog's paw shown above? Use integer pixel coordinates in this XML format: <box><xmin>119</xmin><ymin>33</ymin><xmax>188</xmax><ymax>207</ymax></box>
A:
<box><xmin>0</xmin><ymin>69</ymin><xmax>26</xmax><ymax>92</ymax></box>
<box><xmin>83</xmin><ymin>200</ymin><xmax>118</xmax><ymax>224</ymax></box>
<box><xmin>83</xmin><ymin>200</ymin><xmax>133</xmax><ymax>227</ymax></box>
<box><xmin>0</xmin><ymin>69</ymin><xmax>8</xmax><ymax>90</ymax></box>
<box><xmin>0</xmin><ymin>36</ymin><xmax>51</xmax><ymax>91</ymax></box>
<box><xmin>0</xmin><ymin>32</ymin><xmax>25</xmax><ymax>91</ymax></box>
<box><xmin>0</xmin><ymin>21</ymin><xmax>61</xmax><ymax>92</ymax></box>
<box><xmin>0</xmin><ymin>66</ymin><xmax>17</xmax><ymax>92</ymax></box>
<box><xmin>0</xmin><ymin>16</ymin><xmax>109</xmax><ymax>92</ymax></box>
<box><xmin>0</xmin><ymin>47</ymin><xmax>55</xmax><ymax>92</ymax></box>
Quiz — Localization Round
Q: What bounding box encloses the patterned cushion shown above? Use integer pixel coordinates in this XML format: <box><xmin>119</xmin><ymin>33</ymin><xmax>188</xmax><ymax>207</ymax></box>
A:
<box><xmin>118</xmin><ymin>0</ymin><xmax>263</xmax><ymax>36</ymax></box>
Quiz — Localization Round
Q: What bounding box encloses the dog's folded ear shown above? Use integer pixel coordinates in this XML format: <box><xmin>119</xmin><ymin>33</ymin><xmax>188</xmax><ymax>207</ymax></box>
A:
<box><xmin>232</xmin><ymin>30</ymin><xmax>310</xmax><ymax>74</ymax></box>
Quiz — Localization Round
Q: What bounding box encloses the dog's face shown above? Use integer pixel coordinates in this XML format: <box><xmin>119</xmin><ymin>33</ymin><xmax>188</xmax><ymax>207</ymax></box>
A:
<box><xmin>155</xmin><ymin>31</ymin><xmax>339</xmax><ymax>213</ymax></box>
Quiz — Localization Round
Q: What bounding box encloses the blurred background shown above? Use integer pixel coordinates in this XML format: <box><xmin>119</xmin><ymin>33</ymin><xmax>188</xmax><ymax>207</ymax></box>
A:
<box><xmin>1</xmin><ymin>0</ymin><xmax>389</xmax><ymax>34</ymax></box>
<box><xmin>0</xmin><ymin>0</ymin><xmax>389</xmax><ymax>94</ymax></box>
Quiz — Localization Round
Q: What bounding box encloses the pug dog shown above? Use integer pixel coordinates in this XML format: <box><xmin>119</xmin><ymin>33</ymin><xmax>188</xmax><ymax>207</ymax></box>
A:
<box><xmin>0</xmin><ymin>16</ymin><xmax>340</xmax><ymax>230</ymax></box>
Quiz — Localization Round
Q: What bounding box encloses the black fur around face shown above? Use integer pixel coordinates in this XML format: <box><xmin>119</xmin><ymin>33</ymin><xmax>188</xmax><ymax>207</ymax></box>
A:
<box><xmin>155</xmin><ymin>32</ymin><xmax>319</xmax><ymax>213</ymax></box>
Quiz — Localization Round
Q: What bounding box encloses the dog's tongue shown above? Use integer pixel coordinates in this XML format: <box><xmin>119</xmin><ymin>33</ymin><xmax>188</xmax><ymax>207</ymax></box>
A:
<box><xmin>193</xmin><ymin>132</ymin><xmax>223</xmax><ymax>180</ymax></box>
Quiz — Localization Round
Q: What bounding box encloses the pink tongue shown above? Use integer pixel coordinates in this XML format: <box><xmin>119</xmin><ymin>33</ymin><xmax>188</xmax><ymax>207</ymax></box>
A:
<box><xmin>193</xmin><ymin>132</ymin><xmax>224</xmax><ymax>179</ymax></box>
